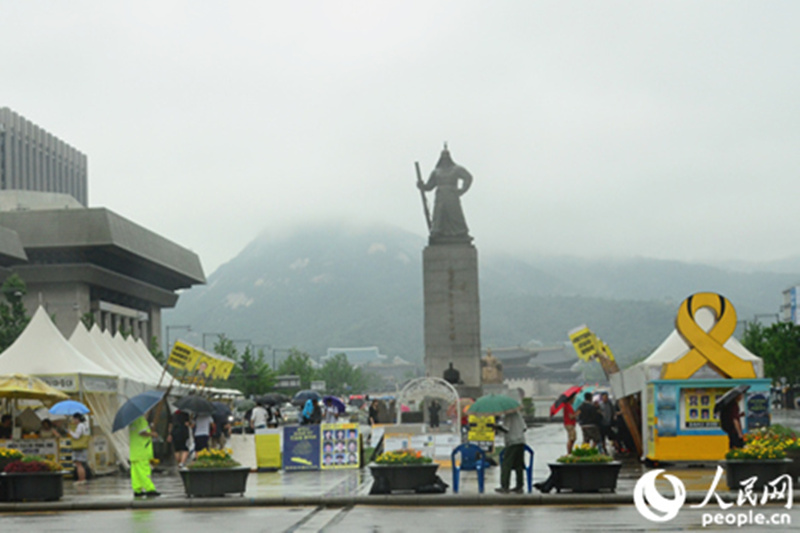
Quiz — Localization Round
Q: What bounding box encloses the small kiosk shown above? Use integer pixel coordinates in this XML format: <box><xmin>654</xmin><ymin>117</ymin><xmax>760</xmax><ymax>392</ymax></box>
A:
<box><xmin>611</xmin><ymin>292</ymin><xmax>770</xmax><ymax>462</ymax></box>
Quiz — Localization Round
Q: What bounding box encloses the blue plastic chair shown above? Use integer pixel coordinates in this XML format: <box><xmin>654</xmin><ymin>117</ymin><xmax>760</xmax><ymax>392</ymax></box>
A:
<box><xmin>451</xmin><ymin>443</ymin><xmax>486</xmax><ymax>494</ymax></box>
<box><xmin>498</xmin><ymin>444</ymin><xmax>534</xmax><ymax>493</ymax></box>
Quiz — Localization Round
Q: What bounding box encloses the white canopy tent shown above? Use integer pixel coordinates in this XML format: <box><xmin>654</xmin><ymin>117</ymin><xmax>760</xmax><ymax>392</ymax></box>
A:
<box><xmin>0</xmin><ymin>307</ymin><xmax>128</xmax><ymax>466</ymax></box>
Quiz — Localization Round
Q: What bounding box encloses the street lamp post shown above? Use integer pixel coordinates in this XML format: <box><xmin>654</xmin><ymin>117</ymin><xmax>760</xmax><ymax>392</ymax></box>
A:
<box><xmin>271</xmin><ymin>348</ymin><xmax>291</xmax><ymax>371</ymax></box>
<box><xmin>164</xmin><ymin>325</ymin><xmax>191</xmax><ymax>355</ymax></box>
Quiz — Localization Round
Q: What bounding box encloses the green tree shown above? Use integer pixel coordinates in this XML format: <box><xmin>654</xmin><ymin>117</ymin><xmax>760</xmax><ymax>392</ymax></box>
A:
<box><xmin>742</xmin><ymin>321</ymin><xmax>800</xmax><ymax>385</ymax></box>
<box><xmin>277</xmin><ymin>348</ymin><xmax>317</xmax><ymax>390</ymax></box>
<box><xmin>214</xmin><ymin>337</ymin><xmax>276</xmax><ymax>396</ymax></box>
<box><xmin>149</xmin><ymin>335</ymin><xmax>167</xmax><ymax>366</ymax></box>
<box><xmin>0</xmin><ymin>274</ymin><xmax>30</xmax><ymax>351</ymax></box>
<box><xmin>317</xmin><ymin>353</ymin><xmax>368</xmax><ymax>396</ymax></box>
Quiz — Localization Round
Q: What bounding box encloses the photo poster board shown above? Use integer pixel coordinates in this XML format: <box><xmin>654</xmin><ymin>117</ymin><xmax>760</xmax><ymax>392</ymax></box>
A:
<box><xmin>683</xmin><ymin>387</ymin><xmax>727</xmax><ymax>429</ymax></box>
<box><xmin>255</xmin><ymin>429</ymin><xmax>281</xmax><ymax>470</ymax></box>
<box><xmin>320</xmin><ymin>423</ymin><xmax>359</xmax><ymax>469</ymax></box>
<box><xmin>467</xmin><ymin>415</ymin><xmax>496</xmax><ymax>452</ymax></box>
<box><xmin>282</xmin><ymin>425</ymin><xmax>321</xmax><ymax>471</ymax></box>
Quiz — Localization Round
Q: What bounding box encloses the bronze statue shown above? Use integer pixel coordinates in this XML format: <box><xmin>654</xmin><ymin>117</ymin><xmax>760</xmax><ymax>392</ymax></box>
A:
<box><xmin>481</xmin><ymin>348</ymin><xmax>503</xmax><ymax>384</ymax></box>
<box><xmin>416</xmin><ymin>145</ymin><xmax>473</xmax><ymax>244</ymax></box>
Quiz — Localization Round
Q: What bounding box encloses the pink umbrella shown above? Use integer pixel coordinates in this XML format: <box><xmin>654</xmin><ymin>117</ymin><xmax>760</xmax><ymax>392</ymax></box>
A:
<box><xmin>400</xmin><ymin>404</ymin><xmax>411</xmax><ymax>413</ymax></box>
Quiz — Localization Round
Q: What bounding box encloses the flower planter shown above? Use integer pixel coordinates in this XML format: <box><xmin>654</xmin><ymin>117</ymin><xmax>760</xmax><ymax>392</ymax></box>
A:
<box><xmin>784</xmin><ymin>449</ymin><xmax>800</xmax><ymax>482</ymax></box>
<box><xmin>547</xmin><ymin>462</ymin><xmax>622</xmax><ymax>493</ymax></box>
<box><xmin>179</xmin><ymin>467</ymin><xmax>250</xmax><ymax>497</ymax></box>
<box><xmin>369</xmin><ymin>463</ymin><xmax>440</xmax><ymax>494</ymax></box>
<box><xmin>724</xmin><ymin>459</ymin><xmax>792</xmax><ymax>490</ymax></box>
<box><xmin>0</xmin><ymin>471</ymin><xmax>64</xmax><ymax>502</ymax></box>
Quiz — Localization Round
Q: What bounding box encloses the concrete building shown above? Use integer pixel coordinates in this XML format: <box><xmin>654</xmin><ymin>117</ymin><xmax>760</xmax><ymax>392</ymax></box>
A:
<box><xmin>0</xmin><ymin>108</ymin><xmax>88</xmax><ymax>206</ymax></box>
<box><xmin>0</xmin><ymin>191</ymin><xmax>205</xmax><ymax>343</ymax></box>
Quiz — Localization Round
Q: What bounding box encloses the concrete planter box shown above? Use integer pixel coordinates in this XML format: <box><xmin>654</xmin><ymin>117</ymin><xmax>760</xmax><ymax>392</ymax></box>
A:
<box><xmin>724</xmin><ymin>459</ymin><xmax>791</xmax><ymax>490</ymax></box>
<box><xmin>0</xmin><ymin>471</ymin><xmax>64</xmax><ymax>502</ymax></box>
<box><xmin>179</xmin><ymin>467</ymin><xmax>250</xmax><ymax>497</ymax></box>
<box><xmin>369</xmin><ymin>463</ymin><xmax>439</xmax><ymax>494</ymax></box>
<box><xmin>785</xmin><ymin>449</ymin><xmax>800</xmax><ymax>482</ymax></box>
<box><xmin>548</xmin><ymin>462</ymin><xmax>622</xmax><ymax>493</ymax></box>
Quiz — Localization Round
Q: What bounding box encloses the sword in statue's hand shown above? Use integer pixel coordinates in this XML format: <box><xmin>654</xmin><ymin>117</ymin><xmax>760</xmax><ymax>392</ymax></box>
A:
<box><xmin>415</xmin><ymin>161</ymin><xmax>432</xmax><ymax>231</ymax></box>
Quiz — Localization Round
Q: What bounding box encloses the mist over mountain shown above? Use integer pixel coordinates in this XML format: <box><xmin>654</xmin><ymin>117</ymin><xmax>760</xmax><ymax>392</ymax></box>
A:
<box><xmin>166</xmin><ymin>222</ymin><xmax>798</xmax><ymax>369</ymax></box>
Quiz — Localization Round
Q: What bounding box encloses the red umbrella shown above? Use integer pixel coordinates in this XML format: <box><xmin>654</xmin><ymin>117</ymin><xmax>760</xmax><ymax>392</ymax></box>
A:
<box><xmin>550</xmin><ymin>385</ymin><xmax>583</xmax><ymax>417</ymax></box>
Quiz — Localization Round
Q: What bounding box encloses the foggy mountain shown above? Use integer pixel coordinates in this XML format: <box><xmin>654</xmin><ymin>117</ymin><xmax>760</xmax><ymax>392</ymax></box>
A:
<box><xmin>165</xmin><ymin>223</ymin><xmax>798</xmax><ymax>369</ymax></box>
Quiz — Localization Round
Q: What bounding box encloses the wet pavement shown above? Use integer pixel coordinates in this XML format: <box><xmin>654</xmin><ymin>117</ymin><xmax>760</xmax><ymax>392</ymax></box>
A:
<box><xmin>0</xmin><ymin>409</ymin><xmax>798</xmax><ymax>532</ymax></box>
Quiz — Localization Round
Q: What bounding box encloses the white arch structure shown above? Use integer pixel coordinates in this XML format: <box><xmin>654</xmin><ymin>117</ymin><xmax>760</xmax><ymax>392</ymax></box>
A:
<box><xmin>396</xmin><ymin>377</ymin><xmax>461</xmax><ymax>434</ymax></box>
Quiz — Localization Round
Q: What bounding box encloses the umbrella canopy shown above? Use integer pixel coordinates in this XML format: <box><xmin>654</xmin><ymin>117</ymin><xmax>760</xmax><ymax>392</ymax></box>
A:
<box><xmin>174</xmin><ymin>395</ymin><xmax>215</xmax><ymax>415</ymax></box>
<box><xmin>713</xmin><ymin>384</ymin><xmax>751</xmax><ymax>414</ymax></box>
<box><xmin>257</xmin><ymin>393</ymin><xmax>290</xmax><ymax>406</ymax></box>
<box><xmin>292</xmin><ymin>390</ymin><xmax>321</xmax><ymax>407</ymax></box>
<box><xmin>467</xmin><ymin>394</ymin><xmax>521</xmax><ymax>416</ymax></box>
<box><xmin>112</xmin><ymin>390</ymin><xmax>166</xmax><ymax>432</ymax></box>
<box><xmin>550</xmin><ymin>385</ymin><xmax>583</xmax><ymax>416</ymax></box>
<box><xmin>49</xmin><ymin>399</ymin><xmax>90</xmax><ymax>416</ymax></box>
<box><xmin>234</xmin><ymin>398</ymin><xmax>256</xmax><ymax>412</ymax></box>
<box><xmin>212</xmin><ymin>401</ymin><xmax>232</xmax><ymax>417</ymax></box>
<box><xmin>0</xmin><ymin>374</ymin><xmax>69</xmax><ymax>404</ymax></box>
<box><xmin>572</xmin><ymin>386</ymin><xmax>596</xmax><ymax>409</ymax></box>
<box><xmin>322</xmin><ymin>395</ymin><xmax>346</xmax><ymax>413</ymax></box>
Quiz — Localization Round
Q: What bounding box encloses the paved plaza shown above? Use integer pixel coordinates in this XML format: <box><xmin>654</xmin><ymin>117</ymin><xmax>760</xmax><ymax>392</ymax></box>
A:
<box><xmin>0</xmin><ymin>410</ymin><xmax>798</xmax><ymax>532</ymax></box>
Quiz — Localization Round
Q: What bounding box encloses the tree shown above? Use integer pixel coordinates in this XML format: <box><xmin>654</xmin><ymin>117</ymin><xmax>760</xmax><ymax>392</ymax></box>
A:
<box><xmin>741</xmin><ymin>321</ymin><xmax>800</xmax><ymax>385</ymax></box>
<box><xmin>317</xmin><ymin>353</ymin><xmax>367</xmax><ymax>396</ymax></box>
<box><xmin>214</xmin><ymin>336</ymin><xmax>276</xmax><ymax>396</ymax></box>
<box><xmin>277</xmin><ymin>348</ymin><xmax>317</xmax><ymax>390</ymax></box>
<box><xmin>149</xmin><ymin>335</ymin><xmax>166</xmax><ymax>366</ymax></box>
<box><xmin>0</xmin><ymin>274</ymin><xmax>30</xmax><ymax>351</ymax></box>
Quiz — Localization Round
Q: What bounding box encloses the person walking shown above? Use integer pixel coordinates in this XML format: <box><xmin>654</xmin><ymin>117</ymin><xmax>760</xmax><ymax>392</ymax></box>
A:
<box><xmin>492</xmin><ymin>409</ymin><xmax>527</xmax><ymax>494</ymax></box>
<box><xmin>719</xmin><ymin>392</ymin><xmax>745</xmax><ymax>449</ymax></box>
<box><xmin>167</xmin><ymin>409</ymin><xmax>191</xmax><ymax>468</ymax></box>
<box><xmin>129</xmin><ymin>415</ymin><xmax>159</xmax><ymax>497</ymax></box>
<box><xmin>67</xmin><ymin>413</ymin><xmax>91</xmax><ymax>484</ymax></box>
<box><xmin>562</xmin><ymin>399</ymin><xmax>577</xmax><ymax>454</ymax></box>
<box><xmin>250</xmin><ymin>401</ymin><xmax>269</xmax><ymax>433</ymax></box>
<box><xmin>598</xmin><ymin>392</ymin><xmax>614</xmax><ymax>455</ymax></box>
<box><xmin>576</xmin><ymin>392</ymin><xmax>603</xmax><ymax>451</ymax></box>
<box><xmin>428</xmin><ymin>400</ymin><xmax>441</xmax><ymax>429</ymax></box>
<box><xmin>193</xmin><ymin>412</ymin><xmax>213</xmax><ymax>452</ymax></box>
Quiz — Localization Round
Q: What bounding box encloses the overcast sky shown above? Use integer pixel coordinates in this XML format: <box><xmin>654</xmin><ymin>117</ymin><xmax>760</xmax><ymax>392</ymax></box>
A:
<box><xmin>3</xmin><ymin>1</ymin><xmax>799</xmax><ymax>276</ymax></box>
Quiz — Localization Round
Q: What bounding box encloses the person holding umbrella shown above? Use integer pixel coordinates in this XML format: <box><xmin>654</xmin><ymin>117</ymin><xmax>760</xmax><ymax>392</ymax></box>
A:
<box><xmin>130</xmin><ymin>415</ymin><xmax>160</xmax><ymax>497</ymax></box>
<box><xmin>490</xmin><ymin>408</ymin><xmax>527</xmax><ymax>494</ymax></box>
<box><xmin>67</xmin><ymin>413</ymin><xmax>91</xmax><ymax>484</ymax></box>
<box><xmin>716</xmin><ymin>386</ymin><xmax>748</xmax><ymax>449</ymax></box>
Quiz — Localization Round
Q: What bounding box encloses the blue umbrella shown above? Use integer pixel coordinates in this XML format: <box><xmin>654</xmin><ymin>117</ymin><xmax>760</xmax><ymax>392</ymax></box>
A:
<box><xmin>292</xmin><ymin>390</ymin><xmax>321</xmax><ymax>407</ymax></box>
<box><xmin>112</xmin><ymin>390</ymin><xmax>166</xmax><ymax>432</ymax></box>
<box><xmin>49</xmin><ymin>399</ymin><xmax>90</xmax><ymax>416</ymax></box>
<box><xmin>572</xmin><ymin>386</ymin><xmax>596</xmax><ymax>409</ymax></box>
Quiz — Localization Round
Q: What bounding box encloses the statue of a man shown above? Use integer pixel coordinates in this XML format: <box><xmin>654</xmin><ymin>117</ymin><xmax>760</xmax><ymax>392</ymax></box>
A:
<box><xmin>417</xmin><ymin>145</ymin><xmax>473</xmax><ymax>244</ymax></box>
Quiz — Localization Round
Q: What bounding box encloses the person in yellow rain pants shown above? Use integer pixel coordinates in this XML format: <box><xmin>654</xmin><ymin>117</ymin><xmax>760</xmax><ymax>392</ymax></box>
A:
<box><xmin>130</xmin><ymin>416</ymin><xmax>160</xmax><ymax>497</ymax></box>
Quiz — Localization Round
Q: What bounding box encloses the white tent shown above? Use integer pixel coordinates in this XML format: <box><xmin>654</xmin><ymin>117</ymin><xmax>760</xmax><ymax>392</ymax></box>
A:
<box><xmin>0</xmin><ymin>307</ymin><xmax>116</xmax><ymax>380</ymax></box>
<box><xmin>113</xmin><ymin>333</ymin><xmax>165</xmax><ymax>386</ymax></box>
<box><xmin>70</xmin><ymin>324</ymin><xmax>148</xmax><ymax>385</ymax></box>
<box><xmin>610</xmin><ymin>306</ymin><xmax>764</xmax><ymax>398</ymax></box>
<box><xmin>91</xmin><ymin>327</ymin><xmax>157</xmax><ymax>387</ymax></box>
<box><xmin>0</xmin><ymin>307</ymin><xmax>126</xmax><ymax>468</ymax></box>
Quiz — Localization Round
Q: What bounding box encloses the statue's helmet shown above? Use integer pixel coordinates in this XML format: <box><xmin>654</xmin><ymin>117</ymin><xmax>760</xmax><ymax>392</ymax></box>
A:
<box><xmin>436</xmin><ymin>143</ymin><xmax>454</xmax><ymax>169</ymax></box>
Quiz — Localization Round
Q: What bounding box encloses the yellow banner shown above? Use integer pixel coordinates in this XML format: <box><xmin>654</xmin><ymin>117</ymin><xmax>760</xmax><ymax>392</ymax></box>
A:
<box><xmin>568</xmin><ymin>325</ymin><xmax>600</xmax><ymax>361</ymax></box>
<box><xmin>167</xmin><ymin>341</ymin><xmax>236</xmax><ymax>381</ymax></box>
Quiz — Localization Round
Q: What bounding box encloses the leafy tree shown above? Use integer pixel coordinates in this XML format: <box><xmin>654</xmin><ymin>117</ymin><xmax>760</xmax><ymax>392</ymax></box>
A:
<box><xmin>277</xmin><ymin>348</ymin><xmax>317</xmax><ymax>389</ymax></box>
<box><xmin>80</xmin><ymin>312</ymin><xmax>95</xmax><ymax>330</ymax></box>
<box><xmin>214</xmin><ymin>336</ymin><xmax>276</xmax><ymax>396</ymax></box>
<box><xmin>149</xmin><ymin>335</ymin><xmax>167</xmax><ymax>366</ymax></box>
<box><xmin>317</xmin><ymin>353</ymin><xmax>367</xmax><ymax>396</ymax></box>
<box><xmin>742</xmin><ymin>322</ymin><xmax>800</xmax><ymax>385</ymax></box>
<box><xmin>0</xmin><ymin>274</ymin><xmax>30</xmax><ymax>351</ymax></box>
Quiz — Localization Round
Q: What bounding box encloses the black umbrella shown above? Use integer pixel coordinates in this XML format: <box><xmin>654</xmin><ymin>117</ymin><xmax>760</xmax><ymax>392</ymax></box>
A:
<box><xmin>212</xmin><ymin>401</ymin><xmax>232</xmax><ymax>417</ymax></box>
<box><xmin>258</xmin><ymin>393</ymin><xmax>290</xmax><ymax>406</ymax></box>
<box><xmin>174</xmin><ymin>395</ymin><xmax>215</xmax><ymax>415</ymax></box>
<box><xmin>292</xmin><ymin>390</ymin><xmax>321</xmax><ymax>407</ymax></box>
<box><xmin>713</xmin><ymin>384</ymin><xmax>750</xmax><ymax>414</ymax></box>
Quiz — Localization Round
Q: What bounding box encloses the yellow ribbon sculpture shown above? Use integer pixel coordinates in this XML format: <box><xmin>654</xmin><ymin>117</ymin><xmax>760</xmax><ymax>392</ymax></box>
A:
<box><xmin>661</xmin><ymin>292</ymin><xmax>755</xmax><ymax>380</ymax></box>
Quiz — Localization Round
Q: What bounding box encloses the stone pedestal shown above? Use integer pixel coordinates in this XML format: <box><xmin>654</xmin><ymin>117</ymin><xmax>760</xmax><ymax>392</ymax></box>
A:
<box><xmin>423</xmin><ymin>244</ymin><xmax>481</xmax><ymax>388</ymax></box>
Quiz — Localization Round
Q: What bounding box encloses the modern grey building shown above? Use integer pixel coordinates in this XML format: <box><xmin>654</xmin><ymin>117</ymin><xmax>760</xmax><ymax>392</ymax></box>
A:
<box><xmin>0</xmin><ymin>108</ymin><xmax>88</xmax><ymax>206</ymax></box>
<box><xmin>0</xmin><ymin>191</ymin><xmax>205</xmax><ymax>344</ymax></box>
